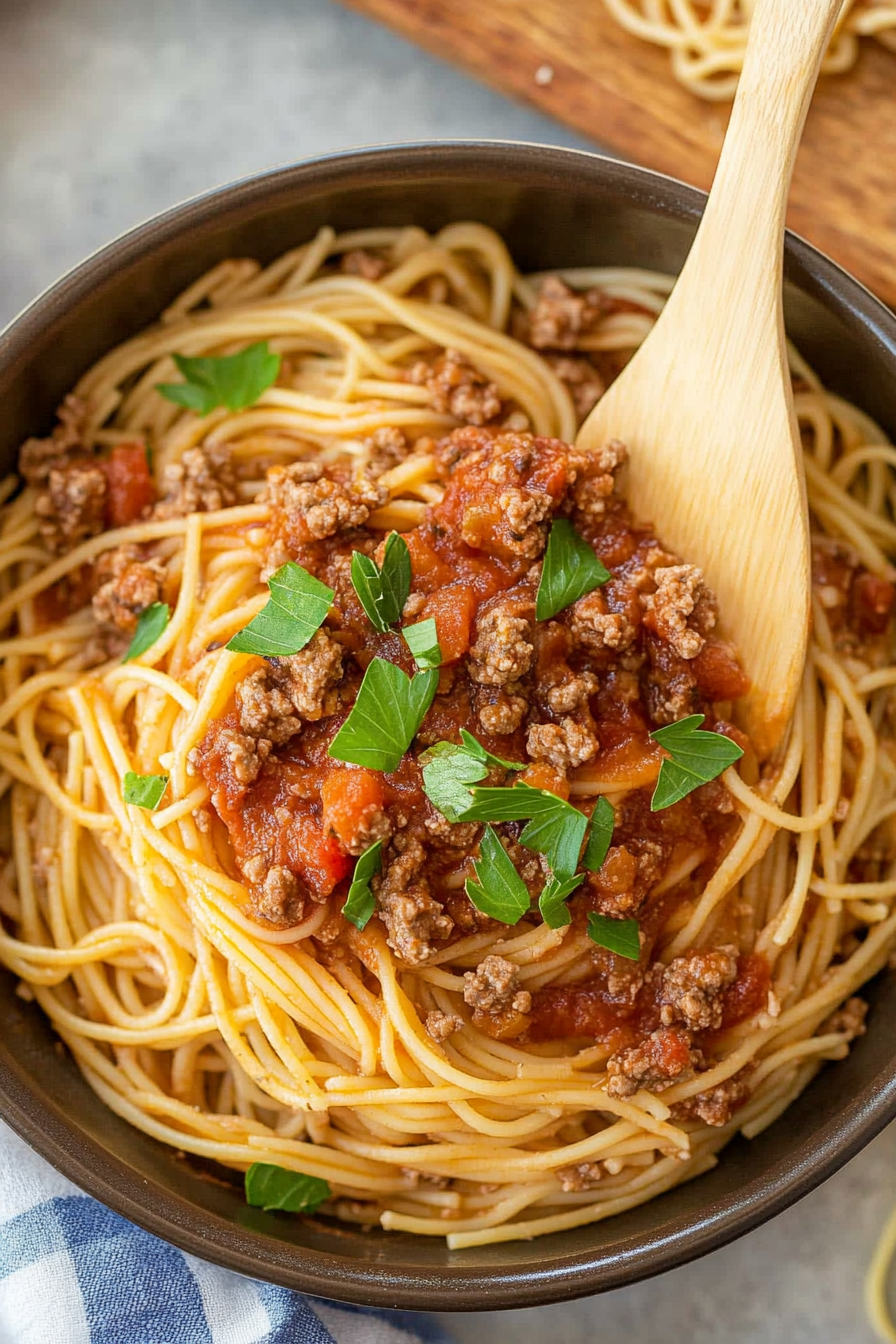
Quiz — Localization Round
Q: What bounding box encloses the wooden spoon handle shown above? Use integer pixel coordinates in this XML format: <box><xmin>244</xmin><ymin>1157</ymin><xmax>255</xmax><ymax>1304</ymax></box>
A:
<box><xmin>685</xmin><ymin>0</ymin><xmax>842</xmax><ymax>302</ymax></box>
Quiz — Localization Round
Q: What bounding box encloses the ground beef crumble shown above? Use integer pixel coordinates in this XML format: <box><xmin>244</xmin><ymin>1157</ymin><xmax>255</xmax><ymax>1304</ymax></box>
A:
<box><xmin>606</xmin><ymin>1026</ymin><xmax>699</xmax><ymax>1099</ymax></box>
<box><xmin>92</xmin><ymin>546</ymin><xmax>166</xmax><ymax>633</ymax></box>
<box><xmin>468</xmin><ymin>592</ymin><xmax>535</xmax><ymax>687</ymax></box>
<box><xmin>19</xmin><ymin>395</ymin><xmax>88</xmax><ymax>487</ymax></box>
<box><xmin>425</xmin><ymin>1010</ymin><xmax>464</xmax><ymax>1042</ymax></box>
<box><xmin>372</xmin><ymin>837</ymin><xmax>454</xmax><ymax>966</ymax></box>
<box><xmin>408</xmin><ymin>348</ymin><xmax>502</xmax><ymax>426</ymax></box>
<box><xmin>36</xmin><ymin>463</ymin><xmax>107</xmax><ymax>555</ymax></box>
<box><xmin>670</xmin><ymin>1071</ymin><xmax>752</xmax><ymax>1127</ymax></box>
<box><xmin>659</xmin><ymin>947</ymin><xmax>739</xmax><ymax>1031</ymax></box>
<box><xmin>154</xmin><ymin>443</ymin><xmax>239</xmax><ymax>519</ymax></box>
<box><xmin>265</xmin><ymin>460</ymin><xmax>386</xmax><ymax>544</ymax></box>
<box><xmin>526</xmin><ymin>276</ymin><xmax>608</xmax><ymax>351</ymax></box>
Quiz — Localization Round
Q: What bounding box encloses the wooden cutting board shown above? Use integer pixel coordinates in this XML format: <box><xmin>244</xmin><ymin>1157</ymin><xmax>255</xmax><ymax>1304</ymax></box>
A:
<box><xmin>342</xmin><ymin>0</ymin><xmax>896</xmax><ymax>309</ymax></box>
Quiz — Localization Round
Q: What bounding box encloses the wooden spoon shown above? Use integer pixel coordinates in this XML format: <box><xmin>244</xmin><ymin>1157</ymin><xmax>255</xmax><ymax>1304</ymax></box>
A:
<box><xmin>576</xmin><ymin>0</ymin><xmax>842</xmax><ymax>759</ymax></box>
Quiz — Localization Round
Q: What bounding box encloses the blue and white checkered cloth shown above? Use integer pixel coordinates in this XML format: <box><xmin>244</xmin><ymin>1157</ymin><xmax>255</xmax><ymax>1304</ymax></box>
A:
<box><xmin>0</xmin><ymin>1120</ymin><xmax>452</xmax><ymax>1344</ymax></box>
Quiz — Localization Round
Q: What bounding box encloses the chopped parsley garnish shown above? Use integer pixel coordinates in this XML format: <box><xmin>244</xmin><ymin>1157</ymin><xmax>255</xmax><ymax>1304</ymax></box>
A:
<box><xmin>328</xmin><ymin>659</ymin><xmax>438</xmax><ymax>772</ymax></box>
<box><xmin>535</xmin><ymin>519</ymin><xmax>610</xmax><ymax>622</ymax></box>
<box><xmin>650</xmin><ymin>714</ymin><xmax>744</xmax><ymax>811</ymax></box>
<box><xmin>244</xmin><ymin>1162</ymin><xmax>330</xmax><ymax>1214</ymax></box>
<box><xmin>461</xmin><ymin>784</ymin><xmax>588</xmax><ymax>879</ymax></box>
<box><xmin>350</xmin><ymin>532</ymin><xmax>411</xmax><ymax>633</ymax></box>
<box><xmin>122</xmin><ymin>771</ymin><xmax>169</xmax><ymax>811</ymax></box>
<box><xmin>582</xmin><ymin>795</ymin><xmax>615</xmax><ymax>872</ymax></box>
<box><xmin>157</xmin><ymin>341</ymin><xmax>280</xmax><ymax>416</ymax></box>
<box><xmin>403</xmin><ymin>618</ymin><xmax>442</xmax><ymax>670</ymax></box>
<box><xmin>464</xmin><ymin>825</ymin><xmax>531</xmax><ymax>924</ymax></box>
<box><xmin>123</xmin><ymin>602</ymin><xmax>170</xmax><ymax>663</ymax></box>
<box><xmin>226</xmin><ymin>562</ymin><xmax>333</xmax><ymax>657</ymax></box>
<box><xmin>420</xmin><ymin>731</ymin><xmax>523</xmax><ymax>822</ymax></box>
<box><xmin>341</xmin><ymin>840</ymin><xmax>383</xmax><ymax>930</ymax></box>
<box><xmin>587</xmin><ymin>912</ymin><xmax>641</xmax><ymax>961</ymax></box>
<box><xmin>538</xmin><ymin>872</ymin><xmax>586</xmax><ymax>929</ymax></box>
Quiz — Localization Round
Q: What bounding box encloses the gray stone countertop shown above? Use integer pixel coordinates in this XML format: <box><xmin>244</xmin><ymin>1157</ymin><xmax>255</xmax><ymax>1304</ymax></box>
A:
<box><xmin>0</xmin><ymin>1</ymin><xmax>893</xmax><ymax>1340</ymax></box>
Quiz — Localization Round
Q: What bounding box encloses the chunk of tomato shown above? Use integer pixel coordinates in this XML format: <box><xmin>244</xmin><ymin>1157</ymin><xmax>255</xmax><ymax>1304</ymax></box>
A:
<box><xmin>103</xmin><ymin>442</ymin><xmax>155</xmax><ymax>528</ymax></box>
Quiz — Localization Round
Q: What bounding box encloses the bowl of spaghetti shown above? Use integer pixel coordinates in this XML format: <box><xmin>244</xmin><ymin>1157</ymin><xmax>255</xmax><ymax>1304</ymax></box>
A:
<box><xmin>1</xmin><ymin>142</ymin><xmax>895</xmax><ymax>1310</ymax></box>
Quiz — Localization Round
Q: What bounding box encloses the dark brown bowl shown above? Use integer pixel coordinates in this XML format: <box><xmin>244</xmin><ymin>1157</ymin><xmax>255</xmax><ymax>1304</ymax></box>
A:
<box><xmin>1</xmin><ymin>143</ymin><xmax>895</xmax><ymax>1312</ymax></box>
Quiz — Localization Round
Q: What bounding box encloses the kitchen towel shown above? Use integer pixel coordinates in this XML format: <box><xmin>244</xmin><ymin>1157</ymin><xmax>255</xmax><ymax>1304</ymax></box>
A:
<box><xmin>0</xmin><ymin>1120</ymin><xmax>451</xmax><ymax>1344</ymax></box>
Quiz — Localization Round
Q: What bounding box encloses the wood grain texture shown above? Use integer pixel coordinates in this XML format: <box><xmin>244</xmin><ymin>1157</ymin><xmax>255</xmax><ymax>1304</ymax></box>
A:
<box><xmin>578</xmin><ymin>0</ymin><xmax>837</xmax><ymax>757</ymax></box>
<box><xmin>343</xmin><ymin>0</ymin><xmax>896</xmax><ymax>308</ymax></box>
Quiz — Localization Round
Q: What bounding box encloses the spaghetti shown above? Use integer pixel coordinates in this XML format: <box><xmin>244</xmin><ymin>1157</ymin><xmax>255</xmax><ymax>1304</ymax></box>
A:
<box><xmin>604</xmin><ymin>0</ymin><xmax>896</xmax><ymax>100</ymax></box>
<box><xmin>0</xmin><ymin>223</ymin><xmax>895</xmax><ymax>1248</ymax></box>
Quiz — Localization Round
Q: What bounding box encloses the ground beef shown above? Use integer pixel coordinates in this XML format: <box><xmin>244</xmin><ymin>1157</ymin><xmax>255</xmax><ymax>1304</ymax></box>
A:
<box><xmin>373</xmin><ymin>837</ymin><xmax>453</xmax><ymax>965</ymax></box>
<box><xmin>822</xmin><ymin>996</ymin><xmax>868</xmax><ymax>1040</ymax></box>
<box><xmin>546</xmin><ymin>671</ymin><xmax>598</xmax><ymax>715</ymax></box>
<box><xmin>556</xmin><ymin>1162</ymin><xmax>603</xmax><ymax>1192</ymax></box>
<box><xmin>642</xmin><ymin>565</ymin><xmax>715</xmax><ymax>660</ymax></box>
<box><xmin>488</xmin><ymin>486</ymin><xmax>553</xmax><ymax>559</ymax></box>
<box><xmin>408</xmin><ymin>348</ymin><xmax>502</xmax><ymax>426</ymax></box>
<box><xmin>264</xmin><ymin>461</ymin><xmax>386</xmax><ymax>543</ymax></box>
<box><xmin>586</xmin><ymin>841</ymin><xmax>667</xmax><ymax>919</ymax></box>
<box><xmin>546</xmin><ymin>355</ymin><xmax>606</xmax><ymax>420</ymax></box>
<box><xmin>568</xmin><ymin>589</ymin><xmax>637</xmax><ymax>653</ymax></box>
<box><xmin>659</xmin><ymin>947</ymin><xmax>739</xmax><ymax>1031</ymax></box>
<box><xmin>268</xmin><ymin>631</ymin><xmax>343</xmax><ymax>720</ymax></box>
<box><xmin>477</xmin><ymin>686</ymin><xmax>529</xmax><ymax>735</ymax></box>
<box><xmin>340</xmin><ymin>248</ymin><xmax>388</xmax><ymax>280</ymax></box>
<box><xmin>364</xmin><ymin>426</ymin><xmax>410</xmax><ymax>475</ymax></box>
<box><xmin>36</xmin><ymin>462</ymin><xmax>107</xmax><ymax>555</ymax></box>
<box><xmin>91</xmin><ymin>546</ymin><xmax>165</xmax><ymax>632</ymax></box>
<box><xmin>154</xmin><ymin>443</ymin><xmax>239</xmax><ymax>519</ymax></box>
<box><xmin>236</xmin><ymin>631</ymin><xmax>343</xmax><ymax>745</ymax></box>
<box><xmin>570</xmin><ymin>437</ymin><xmax>628</xmax><ymax>522</ymax></box>
<box><xmin>468</xmin><ymin>594</ymin><xmax>535</xmax><ymax>687</ymax></box>
<box><xmin>189</xmin><ymin>726</ymin><xmax>271</xmax><ymax>787</ymax></box>
<box><xmin>605</xmin><ymin>1025</ymin><xmax>698</xmax><ymax>1099</ymax></box>
<box><xmin>241</xmin><ymin>857</ymin><xmax>307</xmax><ymax>926</ymax></box>
<box><xmin>671</xmin><ymin>1072</ymin><xmax>752</xmax><ymax>1127</ymax></box>
<box><xmin>527</xmin><ymin>276</ymin><xmax>606</xmax><ymax>351</ymax></box>
<box><xmin>424</xmin><ymin>1010</ymin><xmax>464</xmax><ymax>1042</ymax></box>
<box><xmin>463</xmin><ymin>955</ymin><xmax>531</xmax><ymax>1015</ymax></box>
<box><xmin>237</xmin><ymin>670</ymin><xmax>302</xmax><ymax>745</ymax></box>
<box><xmin>526</xmin><ymin>717</ymin><xmax>598</xmax><ymax>771</ymax></box>
<box><xmin>19</xmin><ymin>395</ymin><xmax>88</xmax><ymax>487</ymax></box>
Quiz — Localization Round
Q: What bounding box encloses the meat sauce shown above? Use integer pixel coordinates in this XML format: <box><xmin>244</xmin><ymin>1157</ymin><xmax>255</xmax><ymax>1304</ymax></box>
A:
<box><xmin>196</xmin><ymin>424</ymin><xmax>761</xmax><ymax>1053</ymax></box>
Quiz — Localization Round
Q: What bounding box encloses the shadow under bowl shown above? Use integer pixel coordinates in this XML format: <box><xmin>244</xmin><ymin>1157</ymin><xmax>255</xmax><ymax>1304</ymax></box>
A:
<box><xmin>1</xmin><ymin>142</ymin><xmax>895</xmax><ymax>1312</ymax></box>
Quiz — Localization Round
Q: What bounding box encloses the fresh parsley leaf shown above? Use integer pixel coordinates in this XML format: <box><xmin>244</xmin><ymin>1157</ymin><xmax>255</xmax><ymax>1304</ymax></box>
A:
<box><xmin>535</xmin><ymin>519</ymin><xmax>610</xmax><ymax>622</ymax></box>
<box><xmin>420</xmin><ymin>741</ymin><xmax>489</xmax><ymax>822</ymax></box>
<box><xmin>329</xmin><ymin>660</ymin><xmax>438</xmax><ymax>772</ymax></box>
<box><xmin>538</xmin><ymin>872</ymin><xmax>586</xmax><ymax>929</ymax></box>
<box><xmin>464</xmin><ymin>825</ymin><xmax>531</xmax><ymax>924</ymax></box>
<box><xmin>341</xmin><ymin>840</ymin><xmax>383</xmax><ymax>930</ymax></box>
<box><xmin>157</xmin><ymin>342</ymin><xmax>280</xmax><ymax>415</ymax></box>
<box><xmin>587</xmin><ymin>912</ymin><xmax>641</xmax><ymax>961</ymax></box>
<box><xmin>458</xmin><ymin>729</ymin><xmax>524</xmax><ymax>772</ymax></box>
<box><xmin>226</xmin><ymin>562</ymin><xmax>333</xmax><ymax>657</ymax></box>
<box><xmin>650</xmin><ymin>714</ymin><xmax>744</xmax><ymax>811</ymax></box>
<box><xmin>582</xmin><ymin>795</ymin><xmax>615</xmax><ymax>872</ymax></box>
<box><xmin>122</xmin><ymin>771</ymin><xmax>168</xmax><ymax>811</ymax></box>
<box><xmin>403</xmin><ymin>618</ymin><xmax>441</xmax><ymax>670</ymax></box>
<box><xmin>244</xmin><ymin>1162</ymin><xmax>330</xmax><ymax>1214</ymax></box>
<box><xmin>350</xmin><ymin>532</ymin><xmax>411</xmax><ymax>633</ymax></box>
<box><xmin>123</xmin><ymin>602</ymin><xmax>170</xmax><ymax>663</ymax></box>
<box><xmin>420</xmin><ymin>731</ymin><xmax>525</xmax><ymax>822</ymax></box>
<box><xmin>461</xmin><ymin>783</ymin><xmax>588</xmax><ymax>878</ymax></box>
<box><xmin>351</xmin><ymin>553</ymin><xmax>388</xmax><ymax>633</ymax></box>
<box><xmin>379</xmin><ymin>532</ymin><xmax>412</xmax><ymax>625</ymax></box>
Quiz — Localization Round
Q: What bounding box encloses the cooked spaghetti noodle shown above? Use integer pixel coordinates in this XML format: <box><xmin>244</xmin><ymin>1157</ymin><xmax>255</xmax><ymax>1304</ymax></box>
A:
<box><xmin>0</xmin><ymin>222</ymin><xmax>894</xmax><ymax>1248</ymax></box>
<box><xmin>604</xmin><ymin>0</ymin><xmax>896</xmax><ymax>100</ymax></box>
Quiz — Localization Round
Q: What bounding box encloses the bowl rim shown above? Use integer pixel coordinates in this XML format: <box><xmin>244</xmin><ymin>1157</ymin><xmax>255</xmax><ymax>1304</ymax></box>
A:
<box><xmin>2</xmin><ymin>139</ymin><xmax>896</xmax><ymax>1311</ymax></box>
